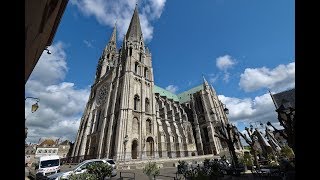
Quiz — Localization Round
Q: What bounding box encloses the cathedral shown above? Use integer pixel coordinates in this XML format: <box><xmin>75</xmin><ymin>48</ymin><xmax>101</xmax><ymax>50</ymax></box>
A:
<box><xmin>72</xmin><ymin>6</ymin><xmax>242</xmax><ymax>162</ymax></box>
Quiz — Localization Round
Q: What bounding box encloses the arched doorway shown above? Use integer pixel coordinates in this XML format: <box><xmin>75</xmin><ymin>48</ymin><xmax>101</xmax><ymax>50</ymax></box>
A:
<box><xmin>146</xmin><ymin>137</ymin><xmax>154</xmax><ymax>157</ymax></box>
<box><xmin>131</xmin><ymin>140</ymin><xmax>138</xmax><ymax>159</ymax></box>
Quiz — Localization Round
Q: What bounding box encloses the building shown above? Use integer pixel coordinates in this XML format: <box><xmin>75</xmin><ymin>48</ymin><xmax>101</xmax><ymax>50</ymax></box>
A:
<box><xmin>269</xmin><ymin>88</ymin><xmax>295</xmax><ymax>151</ymax></box>
<box><xmin>25</xmin><ymin>144</ymin><xmax>37</xmax><ymax>166</ymax></box>
<box><xmin>25</xmin><ymin>0</ymin><xmax>68</xmax><ymax>83</ymax></box>
<box><xmin>270</xmin><ymin>88</ymin><xmax>295</xmax><ymax>109</ymax></box>
<box><xmin>58</xmin><ymin>140</ymin><xmax>73</xmax><ymax>159</ymax></box>
<box><xmin>72</xmin><ymin>6</ymin><xmax>242</xmax><ymax>162</ymax></box>
<box><xmin>35</xmin><ymin>139</ymin><xmax>59</xmax><ymax>158</ymax></box>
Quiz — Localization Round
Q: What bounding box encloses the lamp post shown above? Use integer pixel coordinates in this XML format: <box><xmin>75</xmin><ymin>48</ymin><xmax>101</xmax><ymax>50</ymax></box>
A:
<box><xmin>123</xmin><ymin>135</ymin><xmax>128</xmax><ymax>168</ymax></box>
<box><xmin>25</xmin><ymin>97</ymin><xmax>40</xmax><ymax>141</ymax></box>
<box><xmin>25</xmin><ymin>97</ymin><xmax>40</xmax><ymax>113</ymax></box>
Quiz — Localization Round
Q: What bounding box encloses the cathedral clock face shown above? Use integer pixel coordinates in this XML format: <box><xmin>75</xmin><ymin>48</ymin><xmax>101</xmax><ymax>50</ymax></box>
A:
<box><xmin>96</xmin><ymin>84</ymin><xmax>108</xmax><ymax>106</ymax></box>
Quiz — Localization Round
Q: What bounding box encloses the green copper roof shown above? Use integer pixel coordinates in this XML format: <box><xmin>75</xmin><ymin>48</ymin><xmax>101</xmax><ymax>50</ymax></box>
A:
<box><xmin>154</xmin><ymin>84</ymin><xmax>203</xmax><ymax>103</ymax></box>
<box><xmin>154</xmin><ymin>85</ymin><xmax>179</xmax><ymax>102</ymax></box>
<box><xmin>177</xmin><ymin>85</ymin><xmax>203</xmax><ymax>103</ymax></box>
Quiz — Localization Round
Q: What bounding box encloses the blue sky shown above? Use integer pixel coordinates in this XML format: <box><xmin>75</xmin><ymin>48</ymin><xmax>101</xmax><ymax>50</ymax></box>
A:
<box><xmin>25</xmin><ymin>0</ymin><xmax>295</xmax><ymax>144</ymax></box>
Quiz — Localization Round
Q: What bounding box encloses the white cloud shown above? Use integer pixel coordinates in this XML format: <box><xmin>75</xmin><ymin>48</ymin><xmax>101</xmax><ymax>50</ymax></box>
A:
<box><xmin>25</xmin><ymin>42</ymin><xmax>90</xmax><ymax>144</ymax></box>
<box><xmin>218</xmin><ymin>92</ymin><xmax>278</xmax><ymax>126</ymax></box>
<box><xmin>70</xmin><ymin>0</ymin><xmax>166</xmax><ymax>42</ymax></box>
<box><xmin>216</xmin><ymin>55</ymin><xmax>236</xmax><ymax>71</ymax></box>
<box><xmin>165</xmin><ymin>85</ymin><xmax>178</xmax><ymax>94</ymax></box>
<box><xmin>215</xmin><ymin>55</ymin><xmax>236</xmax><ymax>83</ymax></box>
<box><xmin>28</xmin><ymin>42</ymin><xmax>68</xmax><ymax>86</ymax></box>
<box><xmin>239</xmin><ymin>62</ymin><xmax>295</xmax><ymax>92</ymax></box>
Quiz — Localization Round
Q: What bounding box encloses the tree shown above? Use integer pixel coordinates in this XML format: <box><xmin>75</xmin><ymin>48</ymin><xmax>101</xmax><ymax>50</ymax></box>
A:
<box><xmin>238</xmin><ymin>126</ymin><xmax>260</xmax><ymax>170</ymax></box>
<box><xmin>215</xmin><ymin>123</ymin><xmax>240</xmax><ymax>170</ymax></box>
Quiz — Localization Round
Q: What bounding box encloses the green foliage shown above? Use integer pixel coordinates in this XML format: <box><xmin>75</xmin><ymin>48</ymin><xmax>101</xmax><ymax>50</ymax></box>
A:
<box><xmin>68</xmin><ymin>172</ymin><xmax>97</xmax><ymax>180</ymax></box>
<box><xmin>68</xmin><ymin>162</ymin><xmax>113</xmax><ymax>180</ymax></box>
<box><xmin>181</xmin><ymin>159</ymin><xmax>223</xmax><ymax>180</ymax></box>
<box><xmin>239</xmin><ymin>153</ymin><xmax>253</xmax><ymax>167</ymax></box>
<box><xmin>265</xmin><ymin>154</ymin><xmax>279</xmax><ymax>168</ymax></box>
<box><xmin>143</xmin><ymin>162</ymin><xmax>160</xmax><ymax>177</ymax></box>
<box><xmin>280</xmin><ymin>145</ymin><xmax>295</xmax><ymax>159</ymax></box>
<box><xmin>86</xmin><ymin>162</ymin><xmax>113</xmax><ymax>179</ymax></box>
<box><xmin>177</xmin><ymin>160</ymin><xmax>188</xmax><ymax>174</ymax></box>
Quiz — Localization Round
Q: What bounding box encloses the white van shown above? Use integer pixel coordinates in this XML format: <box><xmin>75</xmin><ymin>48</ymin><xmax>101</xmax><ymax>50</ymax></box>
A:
<box><xmin>36</xmin><ymin>155</ymin><xmax>61</xmax><ymax>176</ymax></box>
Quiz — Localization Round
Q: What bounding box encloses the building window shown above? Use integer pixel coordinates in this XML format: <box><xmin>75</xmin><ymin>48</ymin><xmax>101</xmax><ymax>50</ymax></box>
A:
<box><xmin>132</xmin><ymin>117</ymin><xmax>139</xmax><ymax>134</ymax></box>
<box><xmin>146</xmin><ymin>119</ymin><xmax>152</xmax><ymax>134</ymax></box>
<box><xmin>145</xmin><ymin>98</ymin><xmax>150</xmax><ymax>113</ymax></box>
<box><xmin>135</xmin><ymin>62</ymin><xmax>139</xmax><ymax>74</ymax></box>
<box><xmin>139</xmin><ymin>52</ymin><xmax>143</xmax><ymax>62</ymax></box>
<box><xmin>134</xmin><ymin>95</ymin><xmax>140</xmax><ymax>111</ymax></box>
<box><xmin>129</xmin><ymin>47</ymin><xmax>133</xmax><ymax>56</ymax></box>
<box><xmin>144</xmin><ymin>67</ymin><xmax>148</xmax><ymax>79</ymax></box>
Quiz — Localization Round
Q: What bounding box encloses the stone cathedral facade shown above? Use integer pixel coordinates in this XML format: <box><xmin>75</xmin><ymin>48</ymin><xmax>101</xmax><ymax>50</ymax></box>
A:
<box><xmin>72</xmin><ymin>6</ymin><xmax>242</xmax><ymax>162</ymax></box>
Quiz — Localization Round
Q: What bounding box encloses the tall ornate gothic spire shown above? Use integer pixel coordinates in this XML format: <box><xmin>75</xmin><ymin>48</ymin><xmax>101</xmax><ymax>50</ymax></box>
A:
<box><xmin>102</xmin><ymin>23</ymin><xmax>117</xmax><ymax>57</ymax></box>
<box><xmin>202</xmin><ymin>75</ymin><xmax>210</xmax><ymax>89</ymax></box>
<box><xmin>126</xmin><ymin>5</ymin><xmax>143</xmax><ymax>41</ymax></box>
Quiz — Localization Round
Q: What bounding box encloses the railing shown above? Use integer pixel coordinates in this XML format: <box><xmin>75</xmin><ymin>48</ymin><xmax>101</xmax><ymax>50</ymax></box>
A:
<box><xmin>65</xmin><ymin>150</ymin><xmax>200</xmax><ymax>164</ymax></box>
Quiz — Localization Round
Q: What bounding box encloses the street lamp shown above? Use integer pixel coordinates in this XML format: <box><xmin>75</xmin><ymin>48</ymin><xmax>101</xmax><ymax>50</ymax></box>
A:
<box><xmin>25</xmin><ymin>97</ymin><xmax>40</xmax><ymax>113</ymax></box>
<box><xmin>123</xmin><ymin>135</ymin><xmax>128</xmax><ymax>167</ymax></box>
<box><xmin>25</xmin><ymin>97</ymin><xmax>40</xmax><ymax>141</ymax></box>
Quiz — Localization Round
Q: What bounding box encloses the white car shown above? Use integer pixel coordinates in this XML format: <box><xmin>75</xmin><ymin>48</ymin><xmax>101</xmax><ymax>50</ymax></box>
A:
<box><xmin>47</xmin><ymin>158</ymin><xmax>117</xmax><ymax>180</ymax></box>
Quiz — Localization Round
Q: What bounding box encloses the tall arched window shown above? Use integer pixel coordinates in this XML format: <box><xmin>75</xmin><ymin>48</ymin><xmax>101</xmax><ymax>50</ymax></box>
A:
<box><xmin>145</xmin><ymin>98</ymin><xmax>150</xmax><ymax>113</ymax></box>
<box><xmin>132</xmin><ymin>117</ymin><xmax>139</xmax><ymax>134</ymax></box>
<box><xmin>139</xmin><ymin>52</ymin><xmax>143</xmax><ymax>62</ymax></box>
<box><xmin>134</xmin><ymin>95</ymin><xmax>140</xmax><ymax>111</ymax></box>
<box><xmin>135</xmin><ymin>62</ymin><xmax>139</xmax><ymax>75</ymax></box>
<box><xmin>129</xmin><ymin>47</ymin><xmax>133</xmax><ymax>56</ymax></box>
<box><xmin>146</xmin><ymin>119</ymin><xmax>152</xmax><ymax>134</ymax></box>
<box><xmin>144</xmin><ymin>67</ymin><xmax>148</xmax><ymax>79</ymax></box>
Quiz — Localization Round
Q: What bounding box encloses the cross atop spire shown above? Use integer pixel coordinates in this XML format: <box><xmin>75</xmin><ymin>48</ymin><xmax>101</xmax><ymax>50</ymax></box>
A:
<box><xmin>126</xmin><ymin>5</ymin><xmax>143</xmax><ymax>41</ymax></box>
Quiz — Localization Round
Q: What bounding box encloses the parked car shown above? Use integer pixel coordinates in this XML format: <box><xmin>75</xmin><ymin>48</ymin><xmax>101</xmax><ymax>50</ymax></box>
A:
<box><xmin>47</xmin><ymin>158</ymin><xmax>117</xmax><ymax>180</ymax></box>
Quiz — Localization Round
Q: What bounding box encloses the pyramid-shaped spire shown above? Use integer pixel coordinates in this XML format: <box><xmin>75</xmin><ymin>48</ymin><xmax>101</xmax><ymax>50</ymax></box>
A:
<box><xmin>126</xmin><ymin>5</ymin><xmax>143</xmax><ymax>41</ymax></box>
<box><xmin>109</xmin><ymin>22</ymin><xmax>117</xmax><ymax>43</ymax></box>
<box><xmin>202</xmin><ymin>75</ymin><xmax>210</xmax><ymax>89</ymax></box>
<box><xmin>102</xmin><ymin>23</ymin><xmax>117</xmax><ymax>56</ymax></box>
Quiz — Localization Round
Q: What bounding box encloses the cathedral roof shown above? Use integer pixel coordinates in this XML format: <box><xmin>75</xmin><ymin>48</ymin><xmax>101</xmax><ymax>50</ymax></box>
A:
<box><xmin>177</xmin><ymin>85</ymin><xmax>204</xmax><ymax>103</ymax></box>
<box><xmin>126</xmin><ymin>5</ymin><xmax>143</xmax><ymax>41</ymax></box>
<box><xmin>154</xmin><ymin>84</ymin><xmax>205</xmax><ymax>104</ymax></box>
<box><xmin>154</xmin><ymin>85</ymin><xmax>179</xmax><ymax>102</ymax></box>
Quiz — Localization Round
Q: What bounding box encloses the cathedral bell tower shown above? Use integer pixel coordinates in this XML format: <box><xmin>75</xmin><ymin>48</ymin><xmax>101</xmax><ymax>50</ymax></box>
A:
<box><xmin>111</xmin><ymin>5</ymin><xmax>158</xmax><ymax>160</ymax></box>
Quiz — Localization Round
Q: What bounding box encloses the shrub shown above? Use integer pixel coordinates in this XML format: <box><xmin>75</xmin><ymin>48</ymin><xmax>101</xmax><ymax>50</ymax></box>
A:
<box><xmin>68</xmin><ymin>162</ymin><xmax>113</xmax><ymax>180</ymax></box>
<box><xmin>68</xmin><ymin>172</ymin><xmax>97</xmax><ymax>180</ymax></box>
<box><xmin>177</xmin><ymin>160</ymin><xmax>188</xmax><ymax>175</ymax></box>
<box><xmin>143</xmin><ymin>161</ymin><xmax>160</xmax><ymax>178</ymax></box>
<box><xmin>280</xmin><ymin>145</ymin><xmax>295</xmax><ymax>159</ymax></box>
<box><xmin>86</xmin><ymin>162</ymin><xmax>113</xmax><ymax>179</ymax></box>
